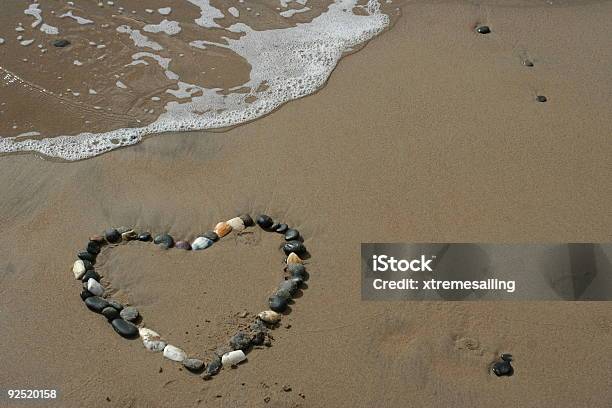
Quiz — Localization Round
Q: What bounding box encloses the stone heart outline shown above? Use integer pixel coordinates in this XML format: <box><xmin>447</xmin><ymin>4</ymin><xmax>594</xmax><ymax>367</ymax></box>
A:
<box><xmin>72</xmin><ymin>214</ymin><xmax>309</xmax><ymax>379</ymax></box>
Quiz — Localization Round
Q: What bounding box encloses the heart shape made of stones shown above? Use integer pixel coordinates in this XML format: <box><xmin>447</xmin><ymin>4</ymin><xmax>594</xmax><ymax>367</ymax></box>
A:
<box><xmin>73</xmin><ymin>214</ymin><xmax>309</xmax><ymax>379</ymax></box>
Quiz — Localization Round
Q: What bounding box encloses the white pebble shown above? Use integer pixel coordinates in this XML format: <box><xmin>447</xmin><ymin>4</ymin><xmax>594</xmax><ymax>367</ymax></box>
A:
<box><xmin>139</xmin><ymin>328</ymin><xmax>167</xmax><ymax>352</ymax></box>
<box><xmin>163</xmin><ymin>344</ymin><xmax>187</xmax><ymax>362</ymax></box>
<box><xmin>192</xmin><ymin>236</ymin><xmax>213</xmax><ymax>250</ymax></box>
<box><xmin>87</xmin><ymin>278</ymin><xmax>104</xmax><ymax>296</ymax></box>
<box><xmin>257</xmin><ymin>310</ymin><xmax>281</xmax><ymax>324</ymax></box>
<box><xmin>72</xmin><ymin>260</ymin><xmax>86</xmax><ymax>279</ymax></box>
<box><xmin>222</xmin><ymin>350</ymin><xmax>246</xmax><ymax>366</ymax></box>
<box><xmin>226</xmin><ymin>217</ymin><xmax>245</xmax><ymax>232</ymax></box>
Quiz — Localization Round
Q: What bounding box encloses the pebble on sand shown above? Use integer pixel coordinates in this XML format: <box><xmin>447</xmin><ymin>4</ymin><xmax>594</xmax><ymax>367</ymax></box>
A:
<box><xmin>226</xmin><ymin>217</ymin><xmax>246</xmax><ymax>232</ymax></box>
<box><xmin>111</xmin><ymin>318</ymin><xmax>139</xmax><ymax>338</ymax></box>
<box><xmin>214</xmin><ymin>222</ymin><xmax>232</xmax><ymax>238</ymax></box>
<box><xmin>52</xmin><ymin>39</ymin><xmax>71</xmax><ymax>47</ymax></box>
<box><xmin>201</xmin><ymin>231</ymin><xmax>219</xmax><ymax>242</ymax></box>
<box><xmin>139</xmin><ymin>328</ymin><xmax>167</xmax><ymax>352</ymax></box>
<box><xmin>203</xmin><ymin>355</ymin><xmax>222</xmax><ymax>379</ymax></box>
<box><xmin>154</xmin><ymin>233</ymin><xmax>174</xmax><ymax>249</ymax></box>
<box><xmin>120</xmin><ymin>306</ymin><xmax>139</xmax><ymax>322</ymax></box>
<box><xmin>104</xmin><ymin>228</ymin><xmax>121</xmax><ymax>244</ymax></box>
<box><xmin>256</xmin><ymin>214</ymin><xmax>273</xmax><ymax>229</ymax></box>
<box><xmin>239</xmin><ymin>214</ymin><xmax>254</xmax><ymax>227</ymax></box>
<box><xmin>78</xmin><ymin>251</ymin><xmax>96</xmax><ymax>263</ymax></box>
<box><xmin>80</xmin><ymin>289</ymin><xmax>93</xmax><ymax>301</ymax></box>
<box><xmin>87</xmin><ymin>241</ymin><xmax>101</xmax><ymax>255</ymax></box>
<box><xmin>257</xmin><ymin>310</ymin><xmax>281</xmax><ymax>324</ymax></box>
<box><xmin>138</xmin><ymin>232</ymin><xmax>152</xmax><ymax>241</ymax></box>
<box><xmin>275</xmin><ymin>223</ymin><xmax>288</xmax><ymax>233</ymax></box>
<box><xmin>73</xmin><ymin>260</ymin><xmax>86</xmax><ymax>279</ymax></box>
<box><xmin>283</xmin><ymin>240</ymin><xmax>307</xmax><ymax>256</ymax></box>
<box><xmin>492</xmin><ymin>354</ymin><xmax>514</xmax><ymax>377</ymax></box>
<box><xmin>87</xmin><ymin>278</ymin><xmax>104</xmax><ymax>296</ymax></box>
<box><xmin>85</xmin><ymin>296</ymin><xmax>110</xmax><ymax>313</ymax></box>
<box><xmin>221</xmin><ymin>350</ymin><xmax>246</xmax><ymax>367</ymax></box>
<box><xmin>229</xmin><ymin>331</ymin><xmax>252</xmax><ymax>351</ymax></box>
<box><xmin>286</xmin><ymin>252</ymin><xmax>303</xmax><ymax>265</ymax></box>
<box><xmin>284</xmin><ymin>229</ymin><xmax>300</xmax><ymax>241</ymax></box>
<box><xmin>101</xmin><ymin>306</ymin><xmax>120</xmax><ymax>321</ymax></box>
<box><xmin>536</xmin><ymin>95</ymin><xmax>547</xmax><ymax>102</ymax></box>
<box><xmin>183</xmin><ymin>358</ymin><xmax>205</xmax><ymax>372</ymax></box>
<box><xmin>476</xmin><ymin>25</ymin><xmax>491</xmax><ymax>34</ymax></box>
<box><xmin>121</xmin><ymin>230</ymin><xmax>138</xmax><ymax>241</ymax></box>
<box><xmin>192</xmin><ymin>236</ymin><xmax>213</xmax><ymax>250</ymax></box>
<box><xmin>268</xmin><ymin>295</ymin><xmax>288</xmax><ymax>313</ymax></box>
<box><xmin>175</xmin><ymin>240</ymin><xmax>192</xmax><ymax>250</ymax></box>
<box><xmin>287</xmin><ymin>263</ymin><xmax>306</xmax><ymax>279</ymax></box>
<box><xmin>163</xmin><ymin>344</ymin><xmax>187</xmax><ymax>362</ymax></box>
<box><xmin>81</xmin><ymin>269</ymin><xmax>100</xmax><ymax>283</ymax></box>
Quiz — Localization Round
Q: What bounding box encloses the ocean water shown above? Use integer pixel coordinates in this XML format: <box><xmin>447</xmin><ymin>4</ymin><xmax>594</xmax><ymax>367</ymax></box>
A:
<box><xmin>0</xmin><ymin>0</ymin><xmax>401</xmax><ymax>160</ymax></box>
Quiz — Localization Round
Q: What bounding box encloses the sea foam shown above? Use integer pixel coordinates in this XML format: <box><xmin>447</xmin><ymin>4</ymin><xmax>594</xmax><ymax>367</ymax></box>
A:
<box><xmin>0</xmin><ymin>0</ymin><xmax>390</xmax><ymax>160</ymax></box>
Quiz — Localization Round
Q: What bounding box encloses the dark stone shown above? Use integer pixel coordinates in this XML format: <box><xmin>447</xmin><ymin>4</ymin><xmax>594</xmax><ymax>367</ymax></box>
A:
<box><xmin>81</xmin><ymin>269</ymin><xmax>101</xmax><ymax>282</ymax></box>
<box><xmin>101</xmin><ymin>307</ymin><xmax>120</xmax><ymax>321</ymax></box>
<box><xmin>120</xmin><ymin>306</ymin><xmax>139</xmax><ymax>322</ymax></box>
<box><xmin>229</xmin><ymin>331</ymin><xmax>252</xmax><ymax>351</ymax></box>
<box><xmin>279</xmin><ymin>279</ymin><xmax>298</xmax><ymax>295</ymax></box>
<box><xmin>81</xmin><ymin>259</ymin><xmax>94</xmax><ymax>270</ymax></box>
<box><xmin>492</xmin><ymin>360</ymin><xmax>514</xmax><ymax>377</ymax></box>
<box><xmin>283</xmin><ymin>241</ymin><xmax>306</xmax><ymax>256</ymax></box>
<box><xmin>202</xmin><ymin>231</ymin><xmax>219</xmax><ymax>242</ymax></box>
<box><xmin>183</xmin><ymin>358</ymin><xmax>205</xmax><ymax>373</ymax></box>
<box><xmin>275</xmin><ymin>224</ymin><xmax>288</xmax><ymax>233</ymax></box>
<box><xmin>138</xmin><ymin>232</ymin><xmax>152</xmax><ymax>242</ymax></box>
<box><xmin>287</xmin><ymin>264</ymin><xmax>306</xmax><ymax>280</ymax></box>
<box><xmin>78</xmin><ymin>251</ymin><xmax>96</xmax><ymax>263</ymax></box>
<box><xmin>203</xmin><ymin>355</ymin><xmax>222</xmax><ymax>379</ymax></box>
<box><xmin>89</xmin><ymin>235</ymin><xmax>105</xmax><ymax>244</ymax></box>
<box><xmin>87</xmin><ymin>241</ymin><xmax>101</xmax><ymax>255</ymax></box>
<box><xmin>284</xmin><ymin>229</ymin><xmax>300</xmax><ymax>241</ymax></box>
<box><xmin>175</xmin><ymin>241</ymin><xmax>191</xmax><ymax>250</ymax></box>
<box><xmin>104</xmin><ymin>229</ymin><xmax>121</xmax><ymax>244</ymax></box>
<box><xmin>256</xmin><ymin>214</ymin><xmax>273</xmax><ymax>229</ymax></box>
<box><xmin>536</xmin><ymin>95</ymin><xmax>547</xmax><ymax>102</ymax></box>
<box><xmin>501</xmin><ymin>353</ymin><xmax>513</xmax><ymax>362</ymax></box>
<box><xmin>80</xmin><ymin>289</ymin><xmax>93</xmax><ymax>301</ymax></box>
<box><xmin>85</xmin><ymin>296</ymin><xmax>109</xmax><ymax>313</ymax></box>
<box><xmin>523</xmin><ymin>59</ymin><xmax>534</xmax><ymax>67</ymax></box>
<box><xmin>251</xmin><ymin>331</ymin><xmax>266</xmax><ymax>346</ymax></box>
<box><xmin>52</xmin><ymin>39</ymin><xmax>71</xmax><ymax>47</ymax></box>
<box><xmin>275</xmin><ymin>288</ymin><xmax>292</xmax><ymax>300</ymax></box>
<box><xmin>111</xmin><ymin>319</ymin><xmax>139</xmax><ymax>338</ymax></box>
<box><xmin>289</xmin><ymin>276</ymin><xmax>304</xmax><ymax>287</ymax></box>
<box><xmin>154</xmin><ymin>234</ymin><xmax>174</xmax><ymax>249</ymax></box>
<box><xmin>476</xmin><ymin>25</ymin><xmax>491</xmax><ymax>34</ymax></box>
<box><xmin>250</xmin><ymin>319</ymin><xmax>268</xmax><ymax>334</ymax></box>
<box><xmin>269</xmin><ymin>295</ymin><xmax>288</xmax><ymax>313</ymax></box>
<box><xmin>239</xmin><ymin>214</ymin><xmax>254</xmax><ymax>227</ymax></box>
<box><xmin>107</xmin><ymin>300</ymin><xmax>124</xmax><ymax>311</ymax></box>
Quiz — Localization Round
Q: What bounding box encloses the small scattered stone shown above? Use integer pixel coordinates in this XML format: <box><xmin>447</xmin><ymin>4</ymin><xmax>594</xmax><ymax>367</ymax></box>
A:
<box><xmin>101</xmin><ymin>306</ymin><xmax>120</xmax><ymax>321</ymax></box>
<box><xmin>53</xmin><ymin>39</ymin><xmax>71</xmax><ymax>47</ymax></box>
<box><xmin>139</xmin><ymin>327</ymin><xmax>166</xmax><ymax>352</ymax></box>
<box><xmin>284</xmin><ymin>229</ymin><xmax>300</xmax><ymax>241</ymax></box>
<box><xmin>227</xmin><ymin>217</ymin><xmax>246</xmax><ymax>232</ymax></box>
<box><xmin>476</xmin><ymin>25</ymin><xmax>491</xmax><ymax>34</ymax></box>
<box><xmin>523</xmin><ymin>59</ymin><xmax>534</xmax><ymax>67</ymax></box>
<box><xmin>239</xmin><ymin>214</ymin><xmax>254</xmax><ymax>227</ymax></box>
<box><xmin>154</xmin><ymin>233</ymin><xmax>174</xmax><ymax>249</ymax></box>
<box><xmin>282</xmin><ymin>385</ymin><xmax>292</xmax><ymax>392</ymax></box>
<box><xmin>238</xmin><ymin>311</ymin><xmax>248</xmax><ymax>318</ymax></box>
<box><xmin>163</xmin><ymin>344</ymin><xmax>187</xmax><ymax>362</ymax></box>
<box><xmin>78</xmin><ymin>251</ymin><xmax>96</xmax><ymax>263</ymax></box>
<box><xmin>104</xmin><ymin>229</ymin><xmax>121</xmax><ymax>244</ymax></box>
<box><xmin>286</xmin><ymin>253</ymin><xmax>303</xmax><ymax>265</ymax></box>
<box><xmin>183</xmin><ymin>358</ymin><xmax>205</xmax><ymax>372</ymax></box>
<box><xmin>85</xmin><ymin>296</ymin><xmax>110</xmax><ymax>313</ymax></box>
<box><xmin>275</xmin><ymin>224</ymin><xmax>288</xmax><ymax>233</ymax></box>
<box><xmin>81</xmin><ymin>269</ymin><xmax>100</xmax><ymax>283</ymax></box>
<box><xmin>121</xmin><ymin>230</ymin><xmax>138</xmax><ymax>241</ymax></box>
<box><xmin>492</xmin><ymin>353</ymin><xmax>514</xmax><ymax>376</ymax></box>
<box><xmin>269</xmin><ymin>295</ymin><xmax>288</xmax><ymax>313</ymax></box>
<box><xmin>80</xmin><ymin>289</ymin><xmax>93</xmax><ymax>301</ymax></box>
<box><xmin>258</xmin><ymin>310</ymin><xmax>281</xmax><ymax>324</ymax></box>
<box><xmin>201</xmin><ymin>231</ymin><xmax>219</xmax><ymax>242</ymax></box>
<box><xmin>264</xmin><ymin>396</ymin><xmax>271</xmax><ymax>403</ymax></box>
<box><xmin>86</xmin><ymin>241</ymin><xmax>101</xmax><ymax>255</ymax></box>
<box><xmin>120</xmin><ymin>306</ymin><xmax>139</xmax><ymax>322</ymax></box>
<box><xmin>229</xmin><ymin>331</ymin><xmax>252</xmax><ymax>351</ymax></box>
<box><xmin>175</xmin><ymin>240</ymin><xmax>192</xmax><ymax>250</ymax></box>
<box><xmin>221</xmin><ymin>350</ymin><xmax>246</xmax><ymax>366</ymax></box>
<box><xmin>283</xmin><ymin>241</ymin><xmax>306</xmax><ymax>256</ymax></box>
<box><xmin>138</xmin><ymin>232</ymin><xmax>152</xmax><ymax>241</ymax></box>
<box><xmin>73</xmin><ymin>260</ymin><xmax>86</xmax><ymax>279</ymax></box>
<box><xmin>111</xmin><ymin>318</ymin><xmax>139</xmax><ymax>338</ymax></box>
<box><xmin>87</xmin><ymin>278</ymin><xmax>104</xmax><ymax>296</ymax></box>
<box><xmin>256</xmin><ymin>214</ymin><xmax>273</xmax><ymax>229</ymax></box>
<box><xmin>536</xmin><ymin>95</ymin><xmax>547</xmax><ymax>103</ymax></box>
<box><xmin>203</xmin><ymin>355</ymin><xmax>222</xmax><ymax>379</ymax></box>
<box><xmin>192</xmin><ymin>236</ymin><xmax>213</xmax><ymax>250</ymax></box>
<box><xmin>214</xmin><ymin>222</ymin><xmax>232</xmax><ymax>238</ymax></box>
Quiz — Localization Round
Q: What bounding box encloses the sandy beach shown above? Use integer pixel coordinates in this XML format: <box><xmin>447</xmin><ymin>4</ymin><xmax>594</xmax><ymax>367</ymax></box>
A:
<box><xmin>1</xmin><ymin>1</ymin><xmax>612</xmax><ymax>407</ymax></box>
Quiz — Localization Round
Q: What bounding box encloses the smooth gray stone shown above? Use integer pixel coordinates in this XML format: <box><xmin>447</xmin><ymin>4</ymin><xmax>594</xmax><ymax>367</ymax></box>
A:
<box><xmin>85</xmin><ymin>296</ymin><xmax>109</xmax><ymax>313</ymax></box>
<box><xmin>183</xmin><ymin>358</ymin><xmax>205</xmax><ymax>372</ymax></box>
<box><xmin>120</xmin><ymin>306</ymin><xmax>139</xmax><ymax>322</ymax></box>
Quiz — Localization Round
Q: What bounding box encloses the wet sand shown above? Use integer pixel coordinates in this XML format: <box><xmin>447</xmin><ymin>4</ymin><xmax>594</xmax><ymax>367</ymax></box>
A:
<box><xmin>1</xmin><ymin>1</ymin><xmax>612</xmax><ymax>407</ymax></box>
